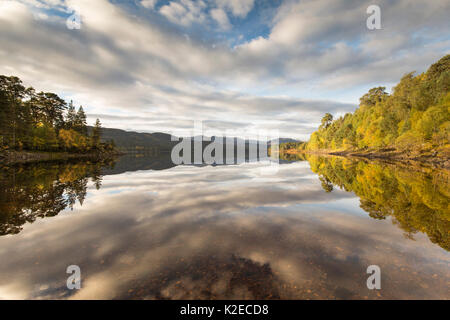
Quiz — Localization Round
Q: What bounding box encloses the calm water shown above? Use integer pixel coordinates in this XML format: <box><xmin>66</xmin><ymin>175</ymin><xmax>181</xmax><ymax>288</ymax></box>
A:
<box><xmin>0</xmin><ymin>154</ymin><xmax>448</xmax><ymax>299</ymax></box>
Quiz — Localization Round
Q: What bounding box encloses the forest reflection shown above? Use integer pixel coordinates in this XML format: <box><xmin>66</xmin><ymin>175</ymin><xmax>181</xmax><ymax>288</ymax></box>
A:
<box><xmin>0</xmin><ymin>159</ymin><xmax>115</xmax><ymax>235</ymax></box>
<box><xmin>302</xmin><ymin>155</ymin><xmax>449</xmax><ymax>251</ymax></box>
<box><xmin>0</xmin><ymin>153</ymin><xmax>448</xmax><ymax>253</ymax></box>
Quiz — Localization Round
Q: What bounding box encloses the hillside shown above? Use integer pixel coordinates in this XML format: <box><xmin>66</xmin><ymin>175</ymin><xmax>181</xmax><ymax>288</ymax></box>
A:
<box><xmin>281</xmin><ymin>55</ymin><xmax>450</xmax><ymax>166</ymax></box>
<box><xmin>88</xmin><ymin>127</ymin><xmax>176</xmax><ymax>152</ymax></box>
<box><xmin>93</xmin><ymin>128</ymin><xmax>297</xmax><ymax>155</ymax></box>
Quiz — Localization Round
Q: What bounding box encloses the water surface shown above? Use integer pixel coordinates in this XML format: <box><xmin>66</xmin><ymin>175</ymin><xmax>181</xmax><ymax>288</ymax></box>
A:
<box><xmin>0</xmin><ymin>154</ymin><xmax>448</xmax><ymax>299</ymax></box>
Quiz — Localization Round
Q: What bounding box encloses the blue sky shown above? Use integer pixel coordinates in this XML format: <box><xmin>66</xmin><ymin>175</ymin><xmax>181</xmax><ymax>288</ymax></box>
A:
<box><xmin>1</xmin><ymin>0</ymin><xmax>449</xmax><ymax>139</ymax></box>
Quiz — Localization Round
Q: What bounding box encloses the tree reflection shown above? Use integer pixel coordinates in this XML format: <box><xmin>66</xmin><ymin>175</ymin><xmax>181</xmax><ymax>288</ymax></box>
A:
<box><xmin>319</xmin><ymin>176</ymin><xmax>333</xmax><ymax>193</ymax></box>
<box><xmin>0</xmin><ymin>159</ymin><xmax>115</xmax><ymax>235</ymax></box>
<box><xmin>307</xmin><ymin>155</ymin><xmax>450</xmax><ymax>251</ymax></box>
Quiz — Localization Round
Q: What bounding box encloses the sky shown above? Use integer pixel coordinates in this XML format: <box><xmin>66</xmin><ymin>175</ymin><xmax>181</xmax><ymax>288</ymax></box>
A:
<box><xmin>0</xmin><ymin>0</ymin><xmax>449</xmax><ymax>139</ymax></box>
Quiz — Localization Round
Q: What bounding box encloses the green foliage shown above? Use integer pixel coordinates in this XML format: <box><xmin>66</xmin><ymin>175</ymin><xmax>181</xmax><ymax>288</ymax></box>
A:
<box><xmin>305</xmin><ymin>55</ymin><xmax>450</xmax><ymax>153</ymax></box>
<box><xmin>0</xmin><ymin>75</ymin><xmax>114</xmax><ymax>154</ymax></box>
<box><xmin>307</xmin><ymin>155</ymin><xmax>450</xmax><ymax>251</ymax></box>
<box><xmin>320</xmin><ymin>113</ymin><xmax>333</xmax><ymax>130</ymax></box>
<box><xmin>31</xmin><ymin>124</ymin><xmax>59</xmax><ymax>151</ymax></box>
<box><xmin>0</xmin><ymin>75</ymin><xmax>28</xmax><ymax>149</ymax></box>
<box><xmin>0</xmin><ymin>160</ymin><xmax>113</xmax><ymax>235</ymax></box>
<box><xmin>91</xmin><ymin>118</ymin><xmax>102</xmax><ymax>149</ymax></box>
<box><xmin>74</xmin><ymin>106</ymin><xmax>87</xmax><ymax>135</ymax></box>
<box><xmin>360</xmin><ymin>87</ymin><xmax>389</xmax><ymax>107</ymax></box>
<box><xmin>31</xmin><ymin>92</ymin><xmax>67</xmax><ymax>128</ymax></box>
<box><xmin>66</xmin><ymin>100</ymin><xmax>77</xmax><ymax>129</ymax></box>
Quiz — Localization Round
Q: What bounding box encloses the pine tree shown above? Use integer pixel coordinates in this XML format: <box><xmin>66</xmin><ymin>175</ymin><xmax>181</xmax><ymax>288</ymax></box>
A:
<box><xmin>91</xmin><ymin>118</ymin><xmax>102</xmax><ymax>149</ymax></box>
<box><xmin>0</xmin><ymin>85</ymin><xmax>10</xmax><ymax>149</ymax></box>
<box><xmin>66</xmin><ymin>100</ymin><xmax>77</xmax><ymax>129</ymax></box>
<box><xmin>32</xmin><ymin>92</ymin><xmax>67</xmax><ymax>129</ymax></box>
<box><xmin>320</xmin><ymin>113</ymin><xmax>333</xmax><ymax>130</ymax></box>
<box><xmin>0</xmin><ymin>74</ymin><xmax>112</xmax><ymax>153</ymax></box>
<box><xmin>0</xmin><ymin>76</ymin><xmax>26</xmax><ymax>149</ymax></box>
<box><xmin>74</xmin><ymin>106</ymin><xmax>87</xmax><ymax>135</ymax></box>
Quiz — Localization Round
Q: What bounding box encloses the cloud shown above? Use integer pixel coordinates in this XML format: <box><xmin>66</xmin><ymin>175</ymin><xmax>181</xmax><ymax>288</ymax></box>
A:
<box><xmin>238</xmin><ymin>0</ymin><xmax>450</xmax><ymax>86</ymax></box>
<box><xmin>0</xmin><ymin>0</ymin><xmax>449</xmax><ymax>138</ymax></box>
<box><xmin>157</xmin><ymin>0</ymin><xmax>255</xmax><ymax>30</ymax></box>
<box><xmin>210</xmin><ymin>8</ymin><xmax>231</xmax><ymax>30</ymax></box>
<box><xmin>140</xmin><ymin>0</ymin><xmax>157</xmax><ymax>10</ymax></box>
<box><xmin>0</xmin><ymin>162</ymin><xmax>448</xmax><ymax>299</ymax></box>
<box><xmin>216</xmin><ymin>0</ymin><xmax>255</xmax><ymax>18</ymax></box>
<box><xmin>159</xmin><ymin>0</ymin><xmax>207</xmax><ymax>26</ymax></box>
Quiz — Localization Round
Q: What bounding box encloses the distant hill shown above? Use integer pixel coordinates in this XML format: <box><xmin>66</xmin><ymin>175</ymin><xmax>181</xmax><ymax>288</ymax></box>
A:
<box><xmin>88</xmin><ymin>127</ymin><xmax>177</xmax><ymax>152</ymax></box>
<box><xmin>90</xmin><ymin>127</ymin><xmax>300</xmax><ymax>154</ymax></box>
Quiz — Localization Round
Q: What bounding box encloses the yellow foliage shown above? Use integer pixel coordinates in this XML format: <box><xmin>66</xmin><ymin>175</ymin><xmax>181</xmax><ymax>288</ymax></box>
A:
<box><xmin>58</xmin><ymin>129</ymin><xmax>90</xmax><ymax>152</ymax></box>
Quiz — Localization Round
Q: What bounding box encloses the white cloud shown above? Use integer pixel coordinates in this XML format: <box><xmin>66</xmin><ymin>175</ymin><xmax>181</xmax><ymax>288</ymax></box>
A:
<box><xmin>237</xmin><ymin>0</ymin><xmax>450</xmax><ymax>86</ymax></box>
<box><xmin>159</xmin><ymin>0</ymin><xmax>207</xmax><ymax>26</ymax></box>
<box><xmin>0</xmin><ymin>0</ymin><xmax>449</xmax><ymax>138</ymax></box>
<box><xmin>157</xmin><ymin>0</ymin><xmax>254</xmax><ymax>29</ymax></box>
<box><xmin>140</xmin><ymin>0</ymin><xmax>157</xmax><ymax>10</ymax></box>
<box><xmin>216</xmin><ymin>0</ymin><xmax>255</xmax><ymax>18</ymax></box>
<box><xmin>0</xmin><ymin>160</ymin><xmax>447</xmax><ymax>299</ymax></box>
<box><xmin>210</xmin><ymin>8</ymin><xmax>231</xmax><ymax>30</ymax></box>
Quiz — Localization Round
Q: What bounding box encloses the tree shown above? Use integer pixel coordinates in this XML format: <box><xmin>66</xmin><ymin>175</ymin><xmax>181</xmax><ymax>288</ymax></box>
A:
<box><xmin>0</xmin><ymin>74</ymin><xmax>114</xmax><ymax>154</ymax></box>
<box><xmin>58</xmin><ymin>129</ymin><xmax>89</xmax><ymax>152</ymax></box>
<box><xmin>320</xmin><ymin>113</ymin><xmax>333</xmax><ymax>130</ymax></box>
<box><xmin>309</xmin><ymin>156</ymin><xmax>450</xmax><ymax>250</ymax></box>
<box><xmin>319</xmin><ymin>176</ymin><xmax>333</xmax><ymax>192</ymax></box>
<box><xmin>0</xmin><ymin>84</ymin><xmax>11</xmax><ymax>150</ymax></box>
<box><xmin>74</xmin><ymin>106</ymin><xmax>87</xmax><ymax>135</ymax></box>
<box><xmin>32</xmin><ymin>92</ymin><xmax>67</xmax><ymax>128</ymax></box>
<box><xmin>304</xmin><ymin>54</ymin><xmax>450</xmax><ymax>154</ymax></box>
<box><xmin>31</xmin><ymin>124</ymin><xmax>59</xmax><ymax>151</ymax></box>
<box><xmin>91</xmin><ymin>118</ymin><xmax>102</xmax><ymax>149</ymax></box>
<box><xmin>66</xmin><ymin>100</ymin><xmax>77</xmax><ymax>129</ymax></box>
<box><xmin>0</xmin><ymin>76</ymin><xmax>26</xmax><ymax>149</ymax></box>
<box><xmin>360</xmin><ymin>87</ymin><xmax>388</xmax><ymax>107</ymax></box>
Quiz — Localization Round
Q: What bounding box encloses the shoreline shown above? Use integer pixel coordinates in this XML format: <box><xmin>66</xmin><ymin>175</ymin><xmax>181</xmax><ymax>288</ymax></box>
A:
<box><xmin>0</xmin><ymin>150</ymin><xmax>123</xmax><ymax>166</ymax></box>
<box><xmin>281</xmin><ymin>148</ymin><xmax>450</xmax><ymax>169</ymax></box>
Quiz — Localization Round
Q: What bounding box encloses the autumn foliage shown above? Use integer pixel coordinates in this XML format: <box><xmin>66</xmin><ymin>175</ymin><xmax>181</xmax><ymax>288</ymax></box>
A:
<box><xmin>0</xmin><ymin>76</ymin><xmax>114</xmax><ymax>154</ymax></box>
<box><xmin>291</xmin><ymin>55</ymin><xmax>450</xmax><ymax>155</ymax></box>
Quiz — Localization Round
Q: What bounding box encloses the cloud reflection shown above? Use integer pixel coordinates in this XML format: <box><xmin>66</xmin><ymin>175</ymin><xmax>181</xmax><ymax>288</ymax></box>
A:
<box><xmin>0</xmin><ymin>161</ymin><xmax>448</xmax><ymax>300</ymax></box>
